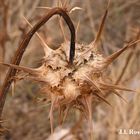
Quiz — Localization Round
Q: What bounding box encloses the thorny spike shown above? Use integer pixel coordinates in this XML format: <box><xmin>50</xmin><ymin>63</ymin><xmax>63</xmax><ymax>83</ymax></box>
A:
<box><xmin>84</xmin><ymin>74</ymin><xmax>105</xmax><ymax>96</ymax></box>
<box><xmin>112</xmin><ymin>90</ymin><xmax>128</xmax><ymax>103</ymax></box>
<box><xmin>0</xmin><ymin>7</ymin><xmax>75</xmax><ymax>117</ymax></box>
<box><xmin>99</xmin><ymin>82</ymin><xmax>135</xmax><ymax>92</ymax></box>
<box><xmin>93</xmin><ymin>92</ymin><xmax>112</xmax><ymax>107</ymax></box>
<box><xmin>62</xmin><ymin>105</ymin><xmax>70</xmax><ymax>123</ymax></box>
<box><xmin>99</xmin><ymin>82</ymin><xmax>132</xmax><ymax>103</ymax></box>
<box><xmin>23</xmin><ymin>16</ymin><xmax>49</xmax><ymax>47</ymax></box>
<box><xmin>85</xmin><ymin>95</ymin><xmax>93</xmax><ymax>140</ymax></box>
<box><xmin>0</xmin><ymin>63</ymin><xmax>39</xmax><ymax>75</ymax></box>
<box><xmin>105</xmin><ymin>39</ymin><xmax>140</xmax><ymax>66</ymax></box>
<box><xmin>36</xmin><ymin>7</ymin><xmax>52</xmax><ymax>10</ymax></box>
<box><xmin>58</xmin><ymin>0</ymin><xmax>63</xmax><ymax>8</ymax></box>
<box><xmin>49</xmin><ymin>96</ymin><xmax>58</xmax><ymax>134</ymax></box>
<box><xmin>69</xmin><ymin>7</ymin><xmax>83</xmax><ymax>14</ymax></box>
<box><xmin>23</xmin><ymin>16</ymin><xmax>53</xmax><ymax>57</ymax></box>
<box><xmin>63</xmin><ymin>0</ymin><xmax>70</xmax><ymax>8</ymax></box>
<box><xmin>83</xmin><ymin>74</ymin><xmax>112</xmax><ymax>106</ymax></box>
<box><xmin>90</xmin><ymin>0</ymin><xmax>110</xmax><ymax>47</ymax></box>
<box><xmin>115</xmin><ymin>30</ymin><xmax>140</xmax><ymax>84</ymax></box>
<box><xmin>78</xmin><ymin>0</ymin><xmax>110</xmax><ymax>59</ymax></box>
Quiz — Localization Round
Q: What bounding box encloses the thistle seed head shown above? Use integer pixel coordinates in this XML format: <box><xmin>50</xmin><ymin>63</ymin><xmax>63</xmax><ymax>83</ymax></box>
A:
<box><xmin>9</xmin><ymin>39</ymin><xmax>137</xmax><ymax>109</ymax></box>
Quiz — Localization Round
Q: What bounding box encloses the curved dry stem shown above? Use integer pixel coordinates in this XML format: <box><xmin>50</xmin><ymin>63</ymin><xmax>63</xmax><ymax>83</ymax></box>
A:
<box><xmin>0</xmin><ymin>7</ymin><xmax>75</xmax><ymax>117</ymax></box>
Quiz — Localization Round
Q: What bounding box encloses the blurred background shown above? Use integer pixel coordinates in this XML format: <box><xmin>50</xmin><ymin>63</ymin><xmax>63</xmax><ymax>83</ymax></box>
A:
<box><xmin>0</xmin><ymin>0</ymin><xmax>140</xmax><ymax>140</ymax></box>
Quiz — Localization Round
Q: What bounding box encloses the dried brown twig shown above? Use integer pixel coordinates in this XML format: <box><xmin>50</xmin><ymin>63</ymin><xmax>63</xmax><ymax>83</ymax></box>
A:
<box><xmin>0</xmin><ymin>1</ymin><xmax>9</xmax><ymax>85</ymax></box>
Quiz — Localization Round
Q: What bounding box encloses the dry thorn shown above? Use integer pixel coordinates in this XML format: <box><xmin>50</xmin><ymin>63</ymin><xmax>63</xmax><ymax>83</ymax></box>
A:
<box><xmin>0</xmin><ymin>62</ymin><xmax>39</xmax><ymax>75</ymax></box>
<box><xmin>78</xmin><ymin>0</ymin><xmax>110</xmax><ymax>60</ymax></box>
<box><xmin>36</xmin><ymin>7</ymin><xmax>52</xmax><ymax>10</ymax></box>
<box><xmin>105</xmin><ymin>39</ymin><xmax>140</xmax><ymax>67</ymax></box>
<box><xmin>69</xmin><ymin>7</ymin><xmax>83</xmax><ymax>14</ymax></box>
<box><xmin>83</xmin><ymin>74</ymin><xmax>112</xmax><ymax>106</ymax></box>
<box><xmin>23</xmin><ymin>16</ymin><xmax>53</xmax><ymax>56</ymax></box>
<box><xmin>115</xmin><ymin>30</ymin><xmax>140</xmax><ymax>84</ymax></box>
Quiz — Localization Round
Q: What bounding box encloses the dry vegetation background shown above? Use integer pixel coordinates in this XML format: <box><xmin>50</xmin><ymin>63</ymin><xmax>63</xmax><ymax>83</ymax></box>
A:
<box><xmin>0</xmin><ymin>0</ymin><xmax>140</xmax><ymax>140</ymax></box>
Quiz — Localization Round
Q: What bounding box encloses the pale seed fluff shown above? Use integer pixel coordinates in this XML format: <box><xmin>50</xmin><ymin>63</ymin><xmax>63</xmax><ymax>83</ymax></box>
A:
<box><xmin>63</xmin><ymin>79</ymin><xmax>80</xmax><ymax>103</ymax></box>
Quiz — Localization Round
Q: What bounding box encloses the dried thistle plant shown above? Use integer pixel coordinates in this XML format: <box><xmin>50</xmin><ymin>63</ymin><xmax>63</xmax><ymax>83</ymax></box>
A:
<box><xmin>0</xmin><ymin>1</ymin><xmax>140</xmax><ymax>138</ymax></box>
